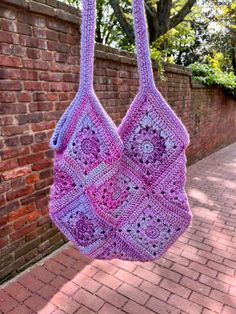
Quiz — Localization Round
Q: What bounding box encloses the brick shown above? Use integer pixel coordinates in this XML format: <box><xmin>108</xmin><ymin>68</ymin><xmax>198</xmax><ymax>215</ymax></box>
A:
<box><xmin>23</xmin><ymin>59</ymin><xmax>48</xmax><ymax>70</ymax></box>
<box><xmin>29</xmin><ymin>1</ymin><xmax>55</xmax><ymax>16</ymax></box>
<box><xmin>10</xmin><ymin>223</ymin><xmax>37</xmax><ymax>240</ymax></box>
<box><xmin>99</xmin><ymin>303</ymin><xmax>124</xmax><ymax>314</ymax></box>
<box><xmin>114</xmin><ymin>269</ymin><xmax>142</xmax><ymax>286</ymax></box>
<box><xmin>18</xmin><ymin>272</ymin><xmax>44</xmax><ymax>292</ymax></box>
<box><xmin>139</xmin><ymin>280</ymin><xmax>170</xmax><ymax>301</ymax></box>
<box><xmin>24</xmin><ymin>81</ymin><xmax>42</xmax><ymax>91</ymax></box>
<box><xmin>14</xmin><ymin>215</ymin><xmax>28</xmax><ymax>230</ymax></box>
<box><xmin>96</xmin><ymin>286</ymin><xmax>127</xmax><ymax>308</ymax></box>
<box><xmin>171</xmin><ymin>263</ymin><xmax>199</xmax><ymax>280</ymax></box>
<box><xmin>72</xmin><ymin>273</ymin><xmax>101</xmax><ymax>293</ymax></box>
<box><xmin>26</xmin><ymin>48</ymin><xmax>40</xmax><ymax>59</ymax></box>
<box><xmin>153</xmin><ymin>265</ymin><xmax>182</xmax><ymax>282</ymax></box>
<box><xmin>8</xmin><ymin>204</ymin><xmax>35</xmax><ymax>221</ymax></box>
<box><xmin>5</xmin><ymin>136</ymin><xmax>20</xmax><ymax>147</ymax></box>
<box><xmin>110</xmin><ymin>260</ymin><xmax>136</xmax><ymax>272</ymax></box>
<box><xmin>210</xmin><ymin>289</ymin><xmax>236</xmax><ymax>308</ymax></box>
<box><xmin>0</xmin><ymin>43</ymin><xmax>11</xmax><ymax>55</ymax></box>
<box><xmin>0</xmin><ymin>216</ymin><xmax>8</xmax><ymax>227</ymax></box>
<box><xmin>222</xmin><ymin>305</ymin><xmax>236</xmax><ymax>314</ymax></box>
<box><xmin>29</xmin><ymin>102</ymin><xmax>52</xmax><ymax>112</ymax></box>
<box><xmin>21</xmin><ymin>188</ymin><xmax>49</xmax><ymax>206</ymax></box>
<box><xmin>190</xmin><ymin>292</ymin><xmax>223</xmax><ymax>313</ymax></box>
<box><xmin>180</xmin><ymin>276</ymin><xmax>211</xmax><ymax>296</ymax></box>
<box><xmin>0</xmin><ymin>159</ymin><xmax>18</xmax><ymax>172</ymax></box>
<box><xmin>20</xmin><ymin>135</ymin><xmax>34</xmax><ymax>145</ymax></box>
<box><xmin>189</xmin><ymin>262</ymin><xmax>217</xmax><ymax>278</ymax></box>
<box><xmin>75</xmin><ymin>307</ymin><xmax>95</xmax><ymax>314</ymax></box>
<box><xmin>60</xmin><ymin>281</ymin><xmax>79</xmax><ymax>296</ymax></box>
<box><xmin>15</xmin><ymin>237</ymin><xmax>41</xmax><ymax>258</ymax></box>
<box><xmin>31</xmin><ymin>142</ymin><xmax>50</xmax><ymax>153</ymax></box>
<box><xmin>0</xmin><ymin>181</ymin><xmax>11</xmax><ymax>193</ymax></box>
<box><xmin>33</xmin><ymin>27</ymin><xmax>47</xmax><ymax>39</ymax></box>
<box><xmin>2</xmin><ymin>125</ymin><xmax>28</xmax><ymax>136</ymax></box>
<box><xmin>7</xmin><ymin>304</ymin><xmax>32</xmax><ymax>314</ymax></box>
<box><xmin>0</xmin><ymin>115</ymin><xmax>14</xmax><ymax>126</ymax></box>
<box><xmin>25</xmin><ymin>173</ymin><xmax>40</xmax><ymax>184</ymax></box>
<box><xmin>32</xmin><ymin>121</ymin><xmax>56</xmax><ymax>132</ymax></box>
<box><xmin>229</xmin><ymin>286</ymin><xmax>236</xmax><ymax>297</ymax></box>
<box><xmin>0</xmin><ymin>55</ymin><xmax>21</xmax><ymax>67</ymax></box>
<box><xmin>52</xmin><ymin>252</ymin><xmax>76</xmax><ymax>267</ymax></box>
<box><xmin>164</xmin><ymin>251</ymin><xmax>190</xmax><ymax>266</ymax></box>
<box><xmin>37</xmin><ymin>284</ymin><xmax>58</xmax><ymax>300</ymax></box>
<box><xmin>197</xmin><ymin>250</ymin><xmax>223</xmax><ymax>263</ymax></box>
<box><xmin>32</xmin><ymin>159</ymin><xmax>52</xmax><ymax>171</ymax></box>
<box><xmin>94</xmin><ymin>271</ymin><xmax>122</xmax><ymax>290</ymax></box>
<box><xmin>11</xmin><ymin>177</ymin><xmax>26</xmax><ymax>190</ymax></box>
<box><xmin>44</xmin><ymin>111</ymin><xmax>62</xmax><ymax>121</ymax></box>
<box><xmin>31</xmin><ymin>266</ymin><xmax>56</xmax><ymax>283</ymax></box>
<box><xmin>0</xmin><ymin>80</ymin><xmax>22</xmax><ymax>91</ymax></box>
<box><xmin>15</xmin><ymin>114</ymin><xmax>29</xmax><ymax>125</ymax></box>
<box><xmin>0</xmin><ymin>201</ymin><xmax>20</xmax><ymax>217</ymax></box>
<box><xmin>0</xmin><ymin>290</ymin><xmax>18</xmax><ymax>313</ymax></box>
<box><xmin>2</xmin><ymin>19</ymin><xmax>17</xmax><ymax>32</ymax></box>
<box><xmin>6</xmin><ymin>186</ymin><xmax>34</xmax><ymax>201</ymax></box>
<box><xmin>1</xmin><ymin>146</ymin><xmax>29</xmax><ymax>160</ymax></box>
<box><xmin>73</xmin><ymin>289</ymin><xmax>104</xmax><ymax>312</ymax></box>
<box><xmin>17</xmin><ymin>22</ymin><xmax>32</xmax><ymax>35</ymax></box>
<box><xmin>223</xmin><ymin>258</ymin><xmax>236</xmax><ymax>269</ymax></box>
<box><xmin>133</xmin><ymin>266</ymin><xmax>161</xmax><ymax>285</ymax></box>
<box><xmin>18</xmin><ymin>152</ymin><xmax>44</xmax><ymax>166</ymax></box>
<box><xmin>0</xmin><ymin>7</ymin><xmax>16</xmax><ymax>19</ymax></box>
<box><xmin>35</xmin><ymin>132</ymin><xmax>47</xmax><ymax>143</ymax></box>
<box><xmin>24</xmin><ymin>294</ymin><xmax>47</xmax><ymax>312</ymax></box>
<box><xmin>146</xmin><ymin>296</ymin><xmax>181</xmax><ymax>314</ymax></box>
<box><xmin>11</xmin><ymin>45</ymin><xmax>26</xmax><ymax>58</ymax></box>
<box><xmin>207</xmin><ymin>260</ymin><xmax>234</xmax><ymax>276</ymax></box>
<box><xmin>160</xmin><ymin>278</ymin><xmax>191</xmax><ymax>299</ymax></box>
<box><xmin>117</xmin><ymin>283</ymin><xmax>149</xmax><ymax>305</ymax></box>
<box><xmin>45</xmin><ymin>149</ymin><xmax>54</xmax><ymax>159</ymax></box>
<box><xmin>168</xmin><ymin>294</ymin><xmax>202</xmax><ymax>314</ymax></box>
<box><xmin>28</xmin><ymin>211</ymin><xmax>41</xmax><ymax>221</ymax></box>
<box><xmin>0</xmin><ymin>224</ymin><xmax>14</xmax><ymax>238</ymax></box>
<box><xmin>1</xmin><ymin>104</ymin><xmax>26</xmax><ymax>116</ymax></box>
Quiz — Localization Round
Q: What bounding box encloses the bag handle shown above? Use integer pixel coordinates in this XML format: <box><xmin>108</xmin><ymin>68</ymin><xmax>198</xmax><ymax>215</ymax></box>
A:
<box><xmin>79</xmin><ymin>0</ymin><xmax>97</xmax><ymax>91</ymax></box>
<box><xmin>50</xmin><ymin>0</ymin><xmax>155</xmax><ymax>151</ymax></box>
<box><xmin>79</xmin><ymin>0</ymin><xmax>155</xmax><ymax>92</ymax></box>
<box><xmin>132</xmin><ymin>0</ymin><xmax>155</xmax><ymax>89</ymax></box>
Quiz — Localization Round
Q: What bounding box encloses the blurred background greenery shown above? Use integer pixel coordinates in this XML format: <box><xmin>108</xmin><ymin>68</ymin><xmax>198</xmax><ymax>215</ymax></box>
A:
<box><xmin>61</xmin><ymin>0</ymin><xmax>236</xmax><ymax>97</ymax></box>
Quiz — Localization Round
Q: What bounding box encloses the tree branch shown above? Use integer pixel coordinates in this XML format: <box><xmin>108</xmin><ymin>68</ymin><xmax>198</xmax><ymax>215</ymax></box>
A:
<box><xmin>156</xmin><ymin>0</ymin><xmax>172</xmax><ymax>37</ymax></box>
<box><xmin>170</xmin><ymin>0</ymin><xmax>196</xmax><ymax>29</ymax></box>
<box><xmin>144</xmin><ymin>0</ymin><xmax>156</xmax><ymax>17</ymax></box>
<box><xmin>109</xmin><ymin>0</ymin><xmax>135</xmax><ymax>44</ymax></box>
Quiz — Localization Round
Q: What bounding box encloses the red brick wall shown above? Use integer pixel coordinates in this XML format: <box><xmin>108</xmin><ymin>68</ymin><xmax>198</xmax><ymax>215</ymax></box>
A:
<box><xmin>0</xmin><ymin>0</ymin><xmax>236</xmax><ymax>283</ymax></box>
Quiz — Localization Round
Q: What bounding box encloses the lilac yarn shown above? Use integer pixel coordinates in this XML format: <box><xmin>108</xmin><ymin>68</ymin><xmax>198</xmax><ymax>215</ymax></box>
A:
<box><xmin>49</xmin><ymin>0</ymin><xmax>192</xmax><ymax>261</ymax></box>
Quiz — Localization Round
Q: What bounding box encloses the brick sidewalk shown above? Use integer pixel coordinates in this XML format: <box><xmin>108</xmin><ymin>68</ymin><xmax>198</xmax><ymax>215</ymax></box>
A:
<box><xmin>1</xmin><ymin>143</ymin><xmax>236</xmax><ymax>314</ymax></box>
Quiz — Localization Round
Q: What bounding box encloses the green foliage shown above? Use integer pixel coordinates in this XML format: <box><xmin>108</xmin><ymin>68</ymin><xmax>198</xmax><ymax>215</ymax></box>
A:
<box><xmin>189</xmin><ymin>62</ymin><xmax>236</xmax><ymax>98</ymax></box>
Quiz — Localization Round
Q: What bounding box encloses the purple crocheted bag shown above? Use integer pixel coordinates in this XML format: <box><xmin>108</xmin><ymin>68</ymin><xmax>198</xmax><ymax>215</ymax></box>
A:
<box><xmin>49</xmin><ymin>0</ymin><xmax>192</xmax><ymax>261</ymax></box>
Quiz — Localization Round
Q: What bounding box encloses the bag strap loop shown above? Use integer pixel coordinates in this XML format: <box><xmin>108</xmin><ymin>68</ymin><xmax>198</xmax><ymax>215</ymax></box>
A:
<box><xmin>79</xmin><ymin>0</ymin><xmax>155</xmax><ymax>92</ymax></box>
<box><xmin>79</xmin><ymin>0</ymin><xmax>97</xmax><ymax>91</ymax></box>
<box><xmin>132</xmin><ymin>0</ymin><xmax>155</xmax><ymax>88</ymax></box>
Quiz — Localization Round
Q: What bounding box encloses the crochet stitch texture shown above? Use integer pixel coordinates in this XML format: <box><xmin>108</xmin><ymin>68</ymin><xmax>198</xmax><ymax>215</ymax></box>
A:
<box><xmin>49</xmin><ymin>0</ymin><xmax>192</xmax><ymax>261</ymax></box>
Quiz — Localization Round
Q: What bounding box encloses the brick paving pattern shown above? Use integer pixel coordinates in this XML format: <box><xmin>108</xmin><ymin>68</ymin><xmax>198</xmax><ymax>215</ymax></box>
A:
<box><xmin>0</xmin><ymin>143</ymin><xmax>236</xmax><ymax>313</ymax></box>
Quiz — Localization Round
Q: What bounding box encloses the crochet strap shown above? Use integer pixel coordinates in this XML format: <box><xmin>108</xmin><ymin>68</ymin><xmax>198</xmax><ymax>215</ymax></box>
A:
<box><xmin>79</xmin><ymin>0</ymin><xmax>96</xmax><ymax>91</ymax></box>
<box><xmin>79</xmin><ymin>0</ymin><xmax>155</xmax><ymax>92</ymax></box>
<box><xmin>132</xmin><ymin>0</ymin><xmax>155</xmax><ymax>88</ymax></box>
